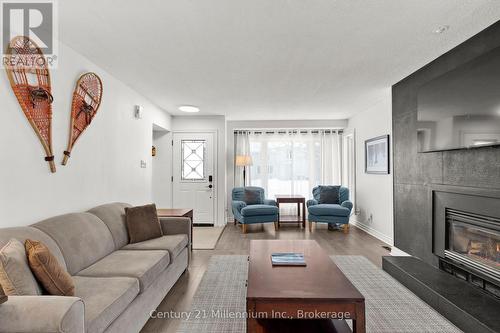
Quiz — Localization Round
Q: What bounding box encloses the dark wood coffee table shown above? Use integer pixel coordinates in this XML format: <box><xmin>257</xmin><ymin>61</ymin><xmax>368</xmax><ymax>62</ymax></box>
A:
<box><xmin>246</xmin><ymin>240</ymin><xmax>365</xmax><ymax>333</ymax></box>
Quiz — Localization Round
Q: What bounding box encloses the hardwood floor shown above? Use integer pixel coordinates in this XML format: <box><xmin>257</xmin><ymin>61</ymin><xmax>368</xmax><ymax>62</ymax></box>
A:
<box><xmin>141</xmin><ymin>222</ymin><xmax>390</xmax><ymax>333</ymax></box>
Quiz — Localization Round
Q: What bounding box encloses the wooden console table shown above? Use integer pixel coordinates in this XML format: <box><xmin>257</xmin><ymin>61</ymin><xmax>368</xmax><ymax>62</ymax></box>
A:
<box><xmin>275</xmin><ymin>195</ymin><xmax>306</xmax><ymax>228</ymax></box>
<box><xmin>157</xmin><ymin>208</ymin><xmax>193</xmax><ymax>250</ymax></box>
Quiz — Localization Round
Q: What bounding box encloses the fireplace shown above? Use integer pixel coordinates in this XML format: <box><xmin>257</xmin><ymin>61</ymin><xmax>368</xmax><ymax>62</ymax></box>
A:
<box><xmin>445</xmin><ymin>209</ymin><xmax>500</xmax><ymax>280</ymax></box>
<box><xmin>431</xmin><ymin>185</ymin><xmax>500</xmax><ymax>298</ymax></box>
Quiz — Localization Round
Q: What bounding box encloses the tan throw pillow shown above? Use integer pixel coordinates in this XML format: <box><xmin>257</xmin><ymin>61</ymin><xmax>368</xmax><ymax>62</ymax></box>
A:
<box><xmin>0</xmin><ymin>239</ymin><xmax>42</xmax><ymax>296</ymax></box>
<box><xmin>125</xmin><ymin>203</ymin><xmax>162</xmax><ymax>244</ymax></box>
<box><xmin>0</xmin><ymin>285</ymin><xmax>7</xmax><ymax>304</ymax></box>
<box><xmin>25</xmin><ymin>239</ymin><xmax>75</xmax><ymax>296</ymax></box>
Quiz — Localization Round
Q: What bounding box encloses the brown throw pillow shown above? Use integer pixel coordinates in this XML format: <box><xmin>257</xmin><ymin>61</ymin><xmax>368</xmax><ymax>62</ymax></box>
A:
<box><xmin>125</xmin><ymin>203</ymin><xmax>162</xmax><ymax>244</ymax></box>
<box><xmin>25</xmin><ymin>239</ymin><xmax>75</xmax><ymax>296</ymax></box>
<box><xmin>0</xmin><ymin>238</ymin><xmax>42</xmax><ymax>296</ymax></box>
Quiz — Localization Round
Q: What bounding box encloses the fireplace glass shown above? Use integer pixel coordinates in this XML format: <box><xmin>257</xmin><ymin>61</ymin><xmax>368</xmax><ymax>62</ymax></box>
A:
<box><xmin>448</xmin><ymin>221</ymin><xmax>500</xmax><ymax>272</ymax></box>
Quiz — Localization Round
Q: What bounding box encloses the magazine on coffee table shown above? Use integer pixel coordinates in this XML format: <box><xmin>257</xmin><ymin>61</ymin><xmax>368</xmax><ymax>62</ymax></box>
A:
<box><xmin>271</xmin><ymin>252</ymin><xmax>306</xmax><ymax>266</ymax></box>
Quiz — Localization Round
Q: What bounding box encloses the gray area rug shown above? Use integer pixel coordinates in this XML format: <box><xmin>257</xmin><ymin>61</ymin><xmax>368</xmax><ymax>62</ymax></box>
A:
<box><xmin>177</xmin><ymin>255</ymin><xmax>462</xmax><ymax>333</ymax></box>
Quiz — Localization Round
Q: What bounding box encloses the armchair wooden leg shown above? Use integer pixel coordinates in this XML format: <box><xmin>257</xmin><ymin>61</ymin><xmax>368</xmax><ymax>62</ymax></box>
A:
<box><xmin>343</xmin><ymin>224</ymin><xmax>350</xmax><ymax>234</ymax></box>
<box><xmin>242</xmin><ymin>224</ymin><xmax>248</xmax><ymax>234</ymax></box>
<box><xmin>274</xmin><ymin>221</ymin><xmax>279</xmax><ymax>231</ymax></box>
<box><xmin>309</xmin><ymin>221</ymin><xmax>312</xmax><ymax>232</ymax></box>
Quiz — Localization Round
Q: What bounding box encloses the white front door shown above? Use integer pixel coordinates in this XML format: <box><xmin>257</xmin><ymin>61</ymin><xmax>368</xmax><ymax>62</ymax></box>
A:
<box><xmin>172</xmin><ymin>132</ymin><xmax>216</xmax><ymax>225</ymax></box>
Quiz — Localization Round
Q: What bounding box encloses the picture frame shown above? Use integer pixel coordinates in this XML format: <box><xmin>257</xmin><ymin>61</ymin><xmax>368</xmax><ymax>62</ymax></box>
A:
<box><xmin>365</xmin><ymin>135</ymin><xmax>390</xmax><ymax>174</ymax></box>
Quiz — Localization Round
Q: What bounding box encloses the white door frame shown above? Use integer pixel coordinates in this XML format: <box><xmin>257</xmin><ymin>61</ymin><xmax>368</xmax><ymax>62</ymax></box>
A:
<box><xmin>171</xmin><ymin>130</ymin><xmax>219</xmax><ymax>225</ymax></box>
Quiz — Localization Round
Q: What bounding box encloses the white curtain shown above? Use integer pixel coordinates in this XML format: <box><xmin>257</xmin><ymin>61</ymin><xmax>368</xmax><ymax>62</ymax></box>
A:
<box><xmin>234</xmin><ymin>129</ymin><xmax>343</xmax><ymax>215</ymax></box>
<box><xmin>234</xmin><ymin>131</ymin><xmax>251</xmax><ymax>187</ymax></box>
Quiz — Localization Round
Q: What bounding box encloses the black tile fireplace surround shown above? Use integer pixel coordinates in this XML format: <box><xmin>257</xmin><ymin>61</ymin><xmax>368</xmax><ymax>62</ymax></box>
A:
<box><xmin>391</xmin><ymin>21</ymin><xmax>500</xmax><ymax>333</ymax></box>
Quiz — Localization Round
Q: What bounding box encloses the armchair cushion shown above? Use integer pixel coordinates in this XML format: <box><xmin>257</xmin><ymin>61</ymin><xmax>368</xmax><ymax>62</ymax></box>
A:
<box><xmin>318</xmin><ymin>185</ymin><xmax>341</xmax><ymax>204</ymax></box>
<box><xmin>307</xmin><ymin>204</ymin><xmax>351</xmax><ymax>217</ymax></box>
<box><xmin>241</xmin><ymin>205</ymin><xmax>279</xmax><ymax>217</ymax></box>
<box><xmin>244</xmin><ymin>189</ymin><xmax>264</xmax><ymax>205</ymax></box>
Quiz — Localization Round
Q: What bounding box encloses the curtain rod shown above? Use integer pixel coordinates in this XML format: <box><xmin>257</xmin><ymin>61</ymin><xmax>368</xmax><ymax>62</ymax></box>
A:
<box><xmin>233</xmin><ymin>127</ymin><xmax>344</xmax><ymax>131</ymax></box>
<box><xmin>234</xmin><ymin>128</ymin><xmax>344</xmax><ymax>134</ymax></box>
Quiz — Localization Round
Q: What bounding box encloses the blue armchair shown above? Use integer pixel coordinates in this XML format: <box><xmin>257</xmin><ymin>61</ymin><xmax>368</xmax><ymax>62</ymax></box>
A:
<box><xmin>307</xmin><ymin>186</ymin><xmax>353</xmax><ymax>233</ymax></box>
<box><xmin>232</xmin><ymin>187</ymin><xmax>279</xmax><ymax>233</ymax></box>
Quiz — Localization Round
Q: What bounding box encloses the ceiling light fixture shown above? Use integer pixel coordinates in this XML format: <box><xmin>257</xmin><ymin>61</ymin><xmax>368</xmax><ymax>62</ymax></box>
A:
<box><xmin>178</xmin><ymin>105</ymin><xmax>200</xmax><ymax>113</ymax></box>
<box><xmin>433</xmin><ymin>25</ymin><xmax>449</xmax><ymax>34</ymax></box>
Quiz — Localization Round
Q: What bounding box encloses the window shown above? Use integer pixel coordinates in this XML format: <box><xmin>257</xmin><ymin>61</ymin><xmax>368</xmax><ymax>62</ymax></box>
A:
<box><xmin>181</xmin><ymin>140</ymin><xmax>206</xmax><ymax>180</ymax></box>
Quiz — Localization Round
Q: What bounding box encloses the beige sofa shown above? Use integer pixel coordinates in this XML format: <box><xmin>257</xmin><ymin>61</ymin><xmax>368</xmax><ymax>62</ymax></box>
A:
<box><xmin>0</xmin><ymin>203</ymin><xmax>190</xmax><ymax>333</ymax></box>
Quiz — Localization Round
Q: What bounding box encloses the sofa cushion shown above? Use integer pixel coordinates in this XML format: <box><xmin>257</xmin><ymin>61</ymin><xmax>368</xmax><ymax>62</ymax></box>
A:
<box><xmin>241</xmin><ymin>205</ymin><xmax>279</xmax><ymax>217</ymax></box>
<box><xmin>0</xmin><ymin>239</ymin><xmax>41</xmax><ymax>295</ymax></box>
<box><xmin>307</xmin><ymin>204</ymin><xmax>351</xmax><ymax>217</ymax></box>
<box><xmin>122</xmin><ymin>235</ymin><xmax>188</xmax><ymax>259</ymax></box>
<box><xmin>33</xmin><ymin>213</ymin><xmax>115</xmax><ymax>275</ymax></box>
<box><xmin>73</xmin><ymin>276</ymin><xmax>139</xmax><ymax>333</ymax></box>
<box><xmin>25</xmin><ymin>239</ymin><xmax>75</xmax><ymax>296</ymax></box>
<box><xmin>88</xmin><ymin>203</ymin><xmax>132</xmax><ymax>249</ymax></box>
<box><xmin>77</xmin><ymin>250</ymin><xmax>169</xmax><ymax>292</ymax></box>
<box><xmin>125</xmin><ymin>204</ymin><xmax>163</xmax><ymax>244</ymax></box>
<box><xmin>0</xmin><ymin>227</ymin><xmax>66</xmax><ymax>270</ymax></box>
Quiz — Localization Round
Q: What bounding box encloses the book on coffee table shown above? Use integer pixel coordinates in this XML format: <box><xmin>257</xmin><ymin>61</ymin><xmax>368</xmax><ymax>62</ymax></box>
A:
<box><xmin>271</xmin><ymin>252</ymin><xmax>306</xmax><ymax>266</ymax></box>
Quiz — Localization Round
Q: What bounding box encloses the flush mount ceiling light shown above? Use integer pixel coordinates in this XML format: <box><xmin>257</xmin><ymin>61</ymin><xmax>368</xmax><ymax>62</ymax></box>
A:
<box><xmin>433</xmin><ymin>25</ymin><xmax>450</xmax><ymax>34</ymax></box>
<box><xmin>178</xmin><ymin>105</ymin><xmax>200</xmax><ymax>113</ymax></box>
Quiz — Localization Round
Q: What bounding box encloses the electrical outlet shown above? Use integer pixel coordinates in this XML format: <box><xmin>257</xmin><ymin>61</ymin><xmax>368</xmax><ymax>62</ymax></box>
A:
<box><xmin>140</xmin><ymin>160</ymin><xmax>147</xmax><ymax>168</ymax></box>
<box><xmin>355</xmin><ymin>208</ymin><xmax>361</xmax><ymax>215</ymax></box>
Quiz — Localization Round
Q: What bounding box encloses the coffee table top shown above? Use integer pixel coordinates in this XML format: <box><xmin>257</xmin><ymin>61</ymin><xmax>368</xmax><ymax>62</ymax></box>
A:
<box><xmin>247</xmin><ymin>240</ymin><xmax>364</xmax><ymax>301</ymax></box>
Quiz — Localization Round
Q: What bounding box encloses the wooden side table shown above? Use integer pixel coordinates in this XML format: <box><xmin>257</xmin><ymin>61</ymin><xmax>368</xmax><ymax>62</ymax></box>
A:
<box><xmin>275</xmin><ymin>195</ymin><xmax>306</xmax><ymax>228</ymax></box>
<box><xmin>157</xmin><ymin>208</ymin><xmax>193</xmax><ymax>251</ymax></box>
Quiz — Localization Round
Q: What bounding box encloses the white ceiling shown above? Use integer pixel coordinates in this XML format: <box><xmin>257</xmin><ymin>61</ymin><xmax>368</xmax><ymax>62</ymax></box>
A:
<box><xmin>59</xmin><ymin>1</ymin><xmax>500</xmax><ymax>120</ymax></box>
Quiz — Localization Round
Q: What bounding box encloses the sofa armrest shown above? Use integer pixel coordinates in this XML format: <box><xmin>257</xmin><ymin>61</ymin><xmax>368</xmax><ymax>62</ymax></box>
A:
<box><xmin>159</xmin><ymin>217</ymin><xmax>191</xmax><ymax>247</ymax></box>
<box><xmin>0</xmin><ymin>296</ymin><xmax>84</xmax><ymax>333</ymax></box>
<box><xmin>341</xmin><ymin>200</ymin><xmax>353</xmax><ymax>212</ymax></box>
<box><xmin>307</xmin><ymin>199</ymin><xmax>318</xmax><ymax>207</ymax></box>
<box><xmin>263</xmin><ymin>199</ymin><xmax>277</xmax><ymax>206</ymax></box>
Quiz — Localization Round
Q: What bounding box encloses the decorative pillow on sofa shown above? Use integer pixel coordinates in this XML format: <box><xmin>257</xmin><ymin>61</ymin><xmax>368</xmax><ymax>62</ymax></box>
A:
<box><xmin>318</xmin><ymin>185</ymin><xmax>341</xmax><ymax>204</ymax></box>
<box><xmin>244</xmin><ymin>189</ymin><xmax>263</xmax><ymax>205</ymax></box>
<box><xmin>0</xmin><ymin>239</ymin><xmax>41</xmax><ymax>296</ymax></box>
<box><xmin>125</xmin><ymin>203</ymin><xmax>163</xmax><ymax>244</ymax></box>
<box><xmin>0</xmin><ymin>285</ymin><xmax>7</xmax><ymax>304</ymax></box>
<box><xmin>25</xmin><ymin>239</ymin><xmax>75</xmax><ymax>296</ymax></box>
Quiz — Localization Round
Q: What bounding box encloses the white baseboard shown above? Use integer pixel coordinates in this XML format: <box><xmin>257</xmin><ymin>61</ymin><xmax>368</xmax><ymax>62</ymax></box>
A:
<box><xmin>350</xmin><ymin>219</ymin><xmax>393</xmax><ymax>246</ymax></box>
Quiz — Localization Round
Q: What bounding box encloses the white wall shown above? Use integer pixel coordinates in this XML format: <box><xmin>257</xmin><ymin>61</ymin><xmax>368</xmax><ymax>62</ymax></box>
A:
<box><xmin>152</xmin><ymin>125</ymin><xmax>172</xmax><ymax>208</ymax></box>
<box><xmin>226</xmin><ymin>119</ymin><xmax>348</xmax><ymax>221</ymax></box>
<box><xmin>347</xmin><ymin>89</ymin><xmax>393</xmax><ymax>245</ymax></box>
<box><xmin>171</xmin><ymin>116</ymin><xmax>226</xmax><ymax>226</ymax></box>
<box><xmin>0</xmin><ymin>42</ymin><xmax>171</xmax><ymax>227</ymax></box>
